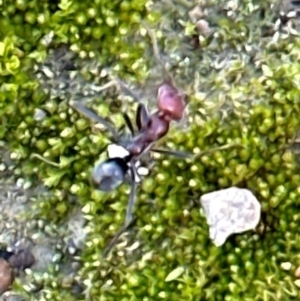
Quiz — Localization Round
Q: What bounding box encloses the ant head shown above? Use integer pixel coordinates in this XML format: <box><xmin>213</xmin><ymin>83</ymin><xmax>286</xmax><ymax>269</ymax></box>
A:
<box><xmin>91</xmin><ymin>158</ymin><xmax>129</xmax><ymax>191</ymax></box>
<box><xmin>157</xmin><ymin>82</ymin><xmax>186</xmax><ymax>121</ymax></box>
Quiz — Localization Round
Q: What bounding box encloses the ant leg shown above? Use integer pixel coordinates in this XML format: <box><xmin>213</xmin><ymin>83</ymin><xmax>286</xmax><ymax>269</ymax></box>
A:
<box><xmin>102</xmin><ymin>164</ymin><xmax>137</xmax><ymax>259</ymax></box>
<box><xmin>70</xmin><ymin>101</ymin><xmax>120</xmax><ymax>142</ymax></box>
<box><xmin>136</xmin><ymin>103</ymin><xmax>149</xmax><ymax>131</ymax></box>
<box><xmin>124</xmin><ymin>164</ymin><xmax>137</xmax><ymax>226</ymax></box>
<box><xmin>192</xmin><ymin>143</ymin><xmax>245</xmax><ymax>159</ymax></box>
<box><xmin>151</xmin><ymin>148</ymin><xmax>193</xmax><ymax>159</ymax></box>
<box><xmin>123</xmin><ymin>113</ymin><xmax>135</xmax><ymax>136</ymax></box>
<box><xmin>101</xmin><ymin>223</ymin><xmax>130</xmax><ymax>260</ymax></box>
<box><xmin>152</xmin><ymin>143</ymin><xmax>245</xmax><ymax>159</ymax></box>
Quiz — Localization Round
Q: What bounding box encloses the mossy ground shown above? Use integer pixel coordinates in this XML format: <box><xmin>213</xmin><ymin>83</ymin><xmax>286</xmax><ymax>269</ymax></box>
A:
<box><xmin>1</xmin><ymin>0</ymin><xmax>300</xmax><ymax>300</ymax></box>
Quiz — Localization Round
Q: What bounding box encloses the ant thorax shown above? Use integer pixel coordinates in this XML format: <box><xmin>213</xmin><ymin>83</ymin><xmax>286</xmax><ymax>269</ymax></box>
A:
<box><xmin>106</xmin><ymin>144</ymin><xmax>149</xmax><ymax>183</ymax></box>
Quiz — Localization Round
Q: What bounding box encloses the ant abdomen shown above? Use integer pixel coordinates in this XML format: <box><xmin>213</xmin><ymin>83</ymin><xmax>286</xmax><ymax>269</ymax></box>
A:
<box><xmin>91</xmin><ymin>158</ymin><xmax>128</xmax><ymax>191</ymax></box>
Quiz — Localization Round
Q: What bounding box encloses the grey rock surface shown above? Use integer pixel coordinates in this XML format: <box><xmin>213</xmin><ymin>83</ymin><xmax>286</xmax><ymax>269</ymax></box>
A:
<box><xmin>200</xmin><ymin>187</ymin><xmax>261</xmax><ymax>246</ymax></box>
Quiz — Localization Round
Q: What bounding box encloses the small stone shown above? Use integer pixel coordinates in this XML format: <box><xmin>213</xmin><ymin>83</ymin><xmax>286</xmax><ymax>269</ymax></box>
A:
<box><xmin>294</xmin><ymin>279</ymin><xmax>300</xmax><ymax>288</ymax></box>
<box><xmin>196</xmin><ymin>20</ymin><xmax>212</xmax><ymax>35</ymax></box>
<box><xmin>67</xmin><ymin>246</ymin><xmax>77</xmax><ymax>255</ymax></box>
<box><xmin>33</xmin><ymin>108</ymin><xmax>47</xmax><ymax>121</ymax></box>
<box><xmin>61</xmin><ymin>276</ymin><xmax>73</xmax><ymax>288</ymax></box>
<box><xmin>188</xmin><ymin>6</ymin><xmax>204</xmax><ymax>23</ymax></box>
<box><xmin>30</xmin><ymin>245</ymin><xmax>55</xmax><ymax>272</ymax></box>
<box><xmin>71</xmin><ymin>262</ymin><xmax>81</xmax><ymax>271</ymax></box>
<box><xmin>0</xmin><ymin>258</ymin><xmax>14</xmax><ymax>294</ymax></box>
<box><xmin>295</xmin><ymin>266</ymin><xmax>300</xmax><ymax>278</ymax></box>
<box><xmin>137</xmin><ymin>166</ymin><xmax>149</xmax><ymax>177</ymax></box>
<box><xmin>281</xmin><ymin>262</ymin><xmax>292</xmax><ymax>270</ymax></box>
<box><xmin>200</xmin><ymin>187</ymin><xmax>261</xmax><ymax>246</ymax></box>
<box><xmin>8</xmin><ymin>250</ymin><xmax>35</xmax><ymax>270</ymax></box>
<box><xmin>40</xmin><ymin>31</ymin><xmax>54</xmax><ymax>46</ymax></box>
<box><xmin>1</xmin><ymin>292</ymin><xmax>25</xmax><ymax>301</ymax></box>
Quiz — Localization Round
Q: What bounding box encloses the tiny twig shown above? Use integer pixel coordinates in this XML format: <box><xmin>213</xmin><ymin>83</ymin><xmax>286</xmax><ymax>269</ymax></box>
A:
<box><xmin>31</xmin><ymin>153</ymin><xmax>60</xmax><ymax>167</ymax></box>
<box><xmin>92</xmin><ymin>80</ymin><xmax>118</xmax><ymax>92</ymax></box>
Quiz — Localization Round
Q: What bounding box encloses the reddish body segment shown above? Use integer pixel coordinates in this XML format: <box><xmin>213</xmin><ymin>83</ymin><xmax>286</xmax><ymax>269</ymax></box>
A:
<box><xmin>126</xmin><ymin>81</ymin><xmax>185</xmax><ymax>157</ymax></box>
<box><xmin>127</xmin><ymin>111</ymin><xmax>169</xmax><ymax>155</ymax></box>
<box><xmin>157</xmin><ymin>82</ymin><xmax>186</xmax><ymax>121</ymax></box>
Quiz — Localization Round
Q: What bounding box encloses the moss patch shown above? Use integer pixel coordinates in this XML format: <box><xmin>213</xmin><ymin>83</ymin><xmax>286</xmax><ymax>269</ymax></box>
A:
<box><xmin>1</xmin><ymin>0</ymin><xmax>300</xmax><ymax>300</ymax></box>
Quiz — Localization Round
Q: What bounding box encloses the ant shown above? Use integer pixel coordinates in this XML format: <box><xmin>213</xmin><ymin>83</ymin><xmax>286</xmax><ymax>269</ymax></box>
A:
<box><xmin>70</xmin><ymin>81</ymin><xmax>191</xmax><ymax>259</ymax></box>
<box><xmin>32</xmin><ymin>24</ymin><xmax>243</xmax><ymax>261</ymax></box>
<box><xmin>70</xmin><ymin>26</ymin><xmax>195</xmax><ymax>259</ymax></box>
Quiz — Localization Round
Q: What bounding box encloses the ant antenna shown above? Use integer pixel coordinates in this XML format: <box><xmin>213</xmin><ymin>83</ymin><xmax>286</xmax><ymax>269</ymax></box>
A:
<box><xmin>114</xmin><ymin>78</ymin><xmax>144</xmax><ymax>104</ymax></box>
<box><xmin>141</xmin><ymin>21</ymin><xmax>173</xmax><ymax>83</ymax></box>
<box><xmin>102</xmin><ymin>164</ymin><xmax>137</xmax><ymax>259</ymax></box>
<box><xmin>70</xmin><ymin>101</ymin><xmax>120</xmax><ymax>142</ymax></box>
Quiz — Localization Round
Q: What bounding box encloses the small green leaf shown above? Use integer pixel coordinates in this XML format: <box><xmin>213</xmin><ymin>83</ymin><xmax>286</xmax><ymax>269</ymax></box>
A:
<box><xmin>44</xmin><ymin>170</ymin><xmax>66</xmax><ymax>187</ymax></box>
<box><xmin>56</xmin><ymin>202</ymin><xmax>67</xmax><ymax>214</ymax></box>
<box><xmin>27</xmin><ymin>50</ymin><xmax>47</xmax><ymax>62</ymax></box>
<box><xmin>262</xmin><ymin>64</ymin><xmax>273</xmax><ymax>77</ymax></box>
<box><xmin>58</xmin><ymin>0</ymin><xmax>73</xmax><ymax>11</ymax></box>
<box><xmin>0</xmin><ymin>83</ymin><xmax>19</xmax><ymax>92</ymax></box>
<box><xmin>165</xmin><ymin>266</ymin><xmax>185</xmax><ymax>282</ymax></box>
<box><xmin>59</xmin><ymin>156</ymin><xmax>75</xmax><ymax>168</ymax></box>
<box><xmin>0</xmin><ymin>42</ymin><xmax>5</xmax><ymax>56</ymax></box>
<box><xmin>5</xmin><ymin>55</ymin><xmax>20</xmax><ymax>73</ymax></box>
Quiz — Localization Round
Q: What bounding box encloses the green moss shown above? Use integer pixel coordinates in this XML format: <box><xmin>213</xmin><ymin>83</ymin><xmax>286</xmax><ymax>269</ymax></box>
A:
<box><xmin>2</xmin><ymin>0</ymin><xmax>300</xmax><ymax>300</ymax></box>
<box><xmin>78</xmin><ymin>3</ymin><xmax>300</xmax><ymax>301</ymax></box>
<box><xmin>1</xmin><ymin>0</ymin><xmax>158</xmax><ymax>77</ymax></box>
